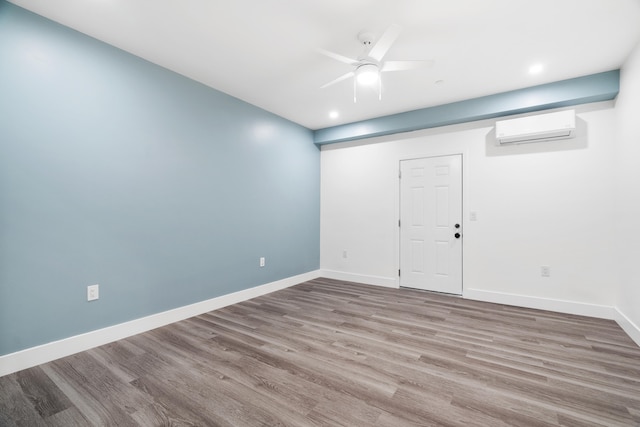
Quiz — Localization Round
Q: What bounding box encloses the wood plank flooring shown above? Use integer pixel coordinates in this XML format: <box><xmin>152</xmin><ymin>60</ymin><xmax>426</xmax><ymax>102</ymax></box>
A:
<box><xmin>1</xmin><ymin>277</ymin><xmax>640</xmax><ymax>426</ymax></box>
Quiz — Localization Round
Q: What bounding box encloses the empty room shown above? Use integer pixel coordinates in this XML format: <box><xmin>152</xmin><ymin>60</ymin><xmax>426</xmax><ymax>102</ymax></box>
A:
<box><xmin>1</xmin><ymin>0</ymin><xmax>640</xmax><ymax>425</ymax></box>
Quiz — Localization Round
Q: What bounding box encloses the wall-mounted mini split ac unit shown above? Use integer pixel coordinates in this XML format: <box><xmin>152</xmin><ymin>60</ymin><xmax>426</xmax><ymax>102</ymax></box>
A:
<box><xmin>495</xmin><ymin>109</ymin><xmax>576</xmax><ymax>145</ymax></box>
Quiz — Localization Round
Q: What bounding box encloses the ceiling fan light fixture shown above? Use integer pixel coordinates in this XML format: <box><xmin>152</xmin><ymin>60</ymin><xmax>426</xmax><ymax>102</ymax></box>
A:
<box><xmin>356</xmin><ymin>64</ymin><xmax>379</xmax><ymax>86</ymax></box>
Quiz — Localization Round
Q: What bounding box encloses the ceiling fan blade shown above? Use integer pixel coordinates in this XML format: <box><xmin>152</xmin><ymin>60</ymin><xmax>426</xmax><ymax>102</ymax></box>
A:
<box><xmin>368</xmin><ymin>24</ymin><xmax>402</xmax><ymax>62</ymax></box>
<box><xmin>381</xmin><ymin>59</ymin><xmax>435</xmax><ymax>72</ymax></box>
<box><xmin>317</xmin><ymin>48</ymin><xmax>359</xmax><ymax>65</ymax></box>
<box><xmin>320</xmin><ymin>71</ymin><xmax>355</xmax><ymax>89</ymax></box>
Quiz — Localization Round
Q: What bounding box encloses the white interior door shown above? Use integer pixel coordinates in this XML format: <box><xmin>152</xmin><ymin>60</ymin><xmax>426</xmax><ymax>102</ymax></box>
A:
<box><xmin>400</xmin><ymin>155</ymin><xmax>462</xmax><ymax>294</ymax></box>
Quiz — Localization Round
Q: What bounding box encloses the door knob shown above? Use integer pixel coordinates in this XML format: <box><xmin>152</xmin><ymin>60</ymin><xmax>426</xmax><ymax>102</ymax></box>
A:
<box><xmin>455</xmin><ymin>224</ymin><xmax>460</xmax><ymax>229</ymax></box>
<box><xmin>454</xmin><ymin>232</ymin><xmax>461</xmax><ymax>239</ymax></box>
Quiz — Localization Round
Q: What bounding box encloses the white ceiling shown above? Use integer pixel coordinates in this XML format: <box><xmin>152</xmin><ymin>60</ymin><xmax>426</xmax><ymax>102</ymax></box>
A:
<box><xmin>8</xmin><ymin>0</ymin><xmax>640</xmax><ymax>130</ymax></box>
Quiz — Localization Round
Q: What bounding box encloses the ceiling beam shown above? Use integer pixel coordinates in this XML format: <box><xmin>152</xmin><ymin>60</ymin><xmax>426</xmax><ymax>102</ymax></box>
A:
<box><xmin>313</xmin><ymin>70</ymin><xmax>620</xmax><ymax>145</ymax></box>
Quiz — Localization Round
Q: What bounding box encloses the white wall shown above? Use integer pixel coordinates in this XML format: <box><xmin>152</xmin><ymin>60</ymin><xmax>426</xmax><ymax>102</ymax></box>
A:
<box><xmin>615</xmin><ymin>40</ymin><xmax>640</xmax><ymax>340</ymax></box>
<box><xmin>321</xmin><ymin>102</ymin><xmax>619</xmax><ymax>316</ymax></box>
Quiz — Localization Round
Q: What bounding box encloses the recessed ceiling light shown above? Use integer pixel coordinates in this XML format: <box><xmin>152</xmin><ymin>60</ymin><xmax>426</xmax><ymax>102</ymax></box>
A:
<box><xmin>329</xmin><ymin>111</ymin><xmax>339</xmax><ymax>119</ymax></box>
<box><xmin>529</xmin><ymin>63</ymin><xmax>544</xmax><ymax>74</ymax></box>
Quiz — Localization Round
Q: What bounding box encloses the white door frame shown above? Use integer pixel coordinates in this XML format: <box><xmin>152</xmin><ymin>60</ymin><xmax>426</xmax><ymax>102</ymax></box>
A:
<box><xmin>397</xmin><ymin>152</ymin><xmax>465</xmax><ymax>294</ymax></box>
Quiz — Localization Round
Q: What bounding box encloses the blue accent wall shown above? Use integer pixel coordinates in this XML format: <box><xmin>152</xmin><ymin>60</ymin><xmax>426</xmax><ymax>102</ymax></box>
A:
<box><xmin>314</xmin><ymin>70</ymin><xmax>620</xmax><ymax>144</ymax></box>
<box><xmin>0</xmin><ymin>2</ymin><xmax>320</xmax><ymax>355</ymax></box>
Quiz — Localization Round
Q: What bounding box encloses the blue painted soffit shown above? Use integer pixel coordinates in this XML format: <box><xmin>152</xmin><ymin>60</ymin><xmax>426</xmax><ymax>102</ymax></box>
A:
<box><xmin>313</xmin><ymin>70</ymin><xmax>620</xmax><ymax>145</ymax></box>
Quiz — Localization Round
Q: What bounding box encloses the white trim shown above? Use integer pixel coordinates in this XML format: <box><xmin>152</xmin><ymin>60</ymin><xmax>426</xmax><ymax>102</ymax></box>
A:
<box><xmin>4</xmin><ymin>274</ymin><xmax>637</xmax><ymax>378</ymax></box>
<box><xmin>614</xmin><ymin>307</ymin><xmax>640</xmax><ymax>347</ymax></box>
<box><xmin>463</xmin><ymin>288</ymin><xmax>616</xmax><ymax>320</ymax></box>
<box><xmin>0</xmin><ymin>270</ymin><xmax>321</xmax><ymax>377</ymax></box>
<box><xmin>320</xmin><ymin>269</ymin><xmax>399</xmax><ymax>289</ymax></box>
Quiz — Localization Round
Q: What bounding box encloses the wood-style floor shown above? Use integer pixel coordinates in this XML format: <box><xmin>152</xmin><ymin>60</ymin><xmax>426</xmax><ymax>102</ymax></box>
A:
<box><xmin>1</xmin><ymin>278</ymin><xmax>640</xmax><ymax>426</ymax></box>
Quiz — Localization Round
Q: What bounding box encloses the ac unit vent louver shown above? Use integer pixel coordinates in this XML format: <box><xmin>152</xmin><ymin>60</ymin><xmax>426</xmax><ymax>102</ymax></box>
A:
<box><xmin>496</xmin><ymin>109</ymin><xmax>576</xmax><ymax>145</ymax></box>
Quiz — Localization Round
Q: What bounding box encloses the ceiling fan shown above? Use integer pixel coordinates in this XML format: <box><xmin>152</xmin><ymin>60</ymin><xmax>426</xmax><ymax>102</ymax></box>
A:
<box><xmin>318</xmin><ymin>24</ymin><xmax>434</xmax><ymax>102</ymax></box>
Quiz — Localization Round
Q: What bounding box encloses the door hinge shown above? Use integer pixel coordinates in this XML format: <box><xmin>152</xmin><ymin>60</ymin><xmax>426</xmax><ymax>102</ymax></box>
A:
<box><xmin>398</xmin><ymin>219</ymin><xmax>401</xmax><ymax>227</ymax></box>
<box><xmin>398</xmin><ymin>269</ymin><xmax>401</xmax><ymax>277</ymax></box>
<box><xmin>399</xmin><ymin>170</ymin><xmax>402</xmax><ymax>179</ymax></box>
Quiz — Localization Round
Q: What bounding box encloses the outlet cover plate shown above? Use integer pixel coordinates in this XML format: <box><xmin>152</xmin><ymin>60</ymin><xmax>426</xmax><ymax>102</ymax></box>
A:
<box><xmin>541</xmin><ymin>266</ymin><xmax>551</xmax><ymax>277</ymax></box>
<box><xmin>87</xmin><ymin>284</ymin><xmax>99</xmax><ymax>301</ymax></box>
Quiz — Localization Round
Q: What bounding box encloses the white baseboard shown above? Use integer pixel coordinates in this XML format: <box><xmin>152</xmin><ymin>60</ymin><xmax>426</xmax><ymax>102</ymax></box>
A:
<box><xmin>319</xmin><ymin>269</ymin><xmax>399</xmax><ymax>289</ymax></box>
<box><xmin>5</xmin><ymin>274</ymin><xmax>637</xmax><ymax>378</ymax></box>
<box><xmin>463</xmin><ymin>288</ymin><xmax>616</xmax><ymax>320</ymax></box>
<box><xmin>614</xmin><ymin>308</ymin><xmax>640</xmax><ymax>347</ymax></box>
<box><xmin>0</xmin><ymin>270</ymin><xmax>321</xmax><ymax>377</ymax></box>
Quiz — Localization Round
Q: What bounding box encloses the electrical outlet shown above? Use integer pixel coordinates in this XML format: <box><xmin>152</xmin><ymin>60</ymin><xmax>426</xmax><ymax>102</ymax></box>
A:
<box><xmin>342</xmin><ymin>250</ymin><xmax>348</xmax><ymax>259</ymax></box>
<box><xmin>541</xmin><ymin>266</ymin><xmax>550</xmax><ymax>277</ymax></box>
<box><xmin>259</xmin><ymin>257</ymin><xmax>265</xmax><ymax>267</ymax></box>
<box><xmin>470</xmin><ymin>211</ymin><xmax>477</xmax><ymax>221</ymax></box>
<box><xmin>87</xmin><ymin>284</ymin><xmax>99</xmax><ymax>301</ymax></box>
